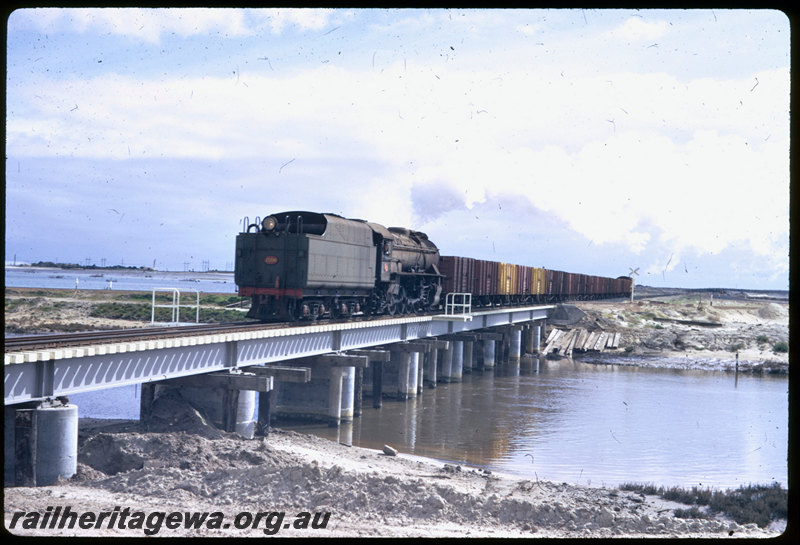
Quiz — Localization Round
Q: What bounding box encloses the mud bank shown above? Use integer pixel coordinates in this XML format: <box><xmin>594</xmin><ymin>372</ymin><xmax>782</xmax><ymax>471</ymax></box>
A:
<box><xmin>4</xmin><ymin>415</ymin><xmax>784</xmax><ymax>538</ymax></box>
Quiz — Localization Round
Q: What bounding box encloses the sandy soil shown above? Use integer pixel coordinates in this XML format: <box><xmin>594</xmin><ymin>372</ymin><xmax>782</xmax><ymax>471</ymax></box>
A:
<box><xmin>3</xmin><ymin>415</ymin><xmax>784</xmax><ymax>539</ymax></box>
<box><xmin>4</xmin><ymin>288</ymin><xmax>154</xmax><ymax>333</ymax></box>
<box><xmin>566</xmin><ymin>298</ymin><xmax>789</xmax><ymax>374</ymax></box>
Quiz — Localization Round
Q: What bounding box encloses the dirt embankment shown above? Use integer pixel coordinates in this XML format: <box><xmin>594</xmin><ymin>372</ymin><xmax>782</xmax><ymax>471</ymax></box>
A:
<box><xmin>4</xmin><ymin>288</ymin><xmax>155</xmax><ymax>333</ymax></box>
<box><xmin>4</xmin><ymin>287</ymin><xmax>246</xmax><ymax>334</ymax></box>
<box><xmin>4</xmin><ymin>398</ymin><xmax>783</xmax><ymax>538</ymax></box>
<box><xmin>560</xmin><ymin>297</ymin><xmax>789</xmax><ymax>373</ymax></box>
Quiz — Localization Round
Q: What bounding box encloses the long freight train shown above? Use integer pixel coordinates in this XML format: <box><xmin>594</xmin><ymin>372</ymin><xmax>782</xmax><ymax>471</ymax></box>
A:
<box><xmin>235</xmin><ymin>210</ymin><xmax>632</xmax><ymax>321</ymax></box>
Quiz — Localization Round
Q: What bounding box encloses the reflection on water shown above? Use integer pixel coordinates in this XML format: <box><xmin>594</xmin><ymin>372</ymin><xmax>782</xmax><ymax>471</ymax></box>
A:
<box><xmin>66</xmin><ymin>357</ymin><xmax>788</xmax><ymax>491</ymax></box>
<box><xmin>283</xmin><ymin>358</ymin><xmax>787</xmax><ymax>490</ymax></box>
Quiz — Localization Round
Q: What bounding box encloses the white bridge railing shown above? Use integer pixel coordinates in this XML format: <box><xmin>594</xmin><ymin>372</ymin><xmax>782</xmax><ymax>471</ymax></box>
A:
<box><xmin>444</xmin><ymin>292</ymin><xmax>472</xmax><ymax>317</ymax></box>
<box><xmin>151</xmin><ymin>288</ymin><xmax>200</xmax><ymax>324</ymax></box>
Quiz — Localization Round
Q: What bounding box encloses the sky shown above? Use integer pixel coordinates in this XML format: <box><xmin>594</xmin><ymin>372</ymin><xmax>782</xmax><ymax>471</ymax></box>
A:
<box><xmin>4</xmin><ymin>8</ymin><xmax>791</xmax><ymax>289</ymax></box>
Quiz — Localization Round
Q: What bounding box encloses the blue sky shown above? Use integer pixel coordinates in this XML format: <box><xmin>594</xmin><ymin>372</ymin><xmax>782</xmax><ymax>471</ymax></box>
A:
<box><xmin>5</xmin><ymin>8</ymin><xmax>790</xmax><ymax>289</ymax></box>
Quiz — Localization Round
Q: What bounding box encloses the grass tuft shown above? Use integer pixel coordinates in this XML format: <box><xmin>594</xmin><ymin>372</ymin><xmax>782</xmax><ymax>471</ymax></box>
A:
<box><xmin>619</xmin><ymin>482</ymin><xmax>787</xmax><ymax>528</ymax></box>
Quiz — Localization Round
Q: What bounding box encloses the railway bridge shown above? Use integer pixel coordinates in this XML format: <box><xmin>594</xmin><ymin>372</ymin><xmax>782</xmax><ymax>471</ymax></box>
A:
<box><xmin>5</xmin><ymin>304</ymin><xmax>551</xmax><ymax>487</ymax></box>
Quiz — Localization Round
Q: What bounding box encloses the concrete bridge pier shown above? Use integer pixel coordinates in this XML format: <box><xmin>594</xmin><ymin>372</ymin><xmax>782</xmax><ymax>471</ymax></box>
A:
<box><xmin>509</xmin><ymin>326</ymin><xmax>523</xmax><ymax>364</ymax></box>
<box><xmin>533</xmin><ymin>321</ymin><xmax>542</xmax><ymax>353</ymax></box>
<box><xmin>353</xmin><ymin>349</ymin><xmax>390</xmax><ymax>408</ymax></box>
<box><xmin>272</xmin><ymin>355</ymin><xmax>367</xmax><ymax>426</ymax></box>
<box><xmin>422</xmin><ymin>340</ymin><xmax>447</xmax><ymax>388</ymax></box>
<box><xmin>381</xmin><ymin>343</ymin><xmax>426</xmax><ymax>399</ymax></box>
<box><xmin>409</xmin><ymin>352</ymin><xmax>420</xmax><ymax>397</ymax></box>
<box><xmin>523</xmin><ymin>323</ymin><xmax>535</xmax><ymax>355</ymax></box>
<box><xmin>482</xmin><ymin>339</ymin><xmax>496</xmax><ymax>369</ymax></box>
<box><xmin>177</xmin><ymin>386</ymin><xmax>258</xmax><ymax>438</ymax></box>
<box><xmin>498</xmin><ymin>330</ymin><xmax>510</xmax><ymax>364</ymax></box>
<box><xmin>540</xmin><ymin>320</ymin><xmax>547</xmax><ymax>351</ymax></box>
<box><xmin>438</xmin><ymin>343</ymin><xmax>452</xmax><ymax>382</ymax></box>
<box><xmin>273</xmin><ymin>365</ymin><xmax>343</xmax><ymax>426</ymax></box>
<box><xmin>423</xmin><ymin>345</ymin><xmax>438</xmax><ymax>388</ymax></box>
<box><xmin>150</xmin><ymin>371</ymin><xmax>275</xmax><ymax>439</ymax></box>
<box><xmin>395</xmin><ymin>351</ymin><xmax>414</xmax><ymax>399</ymax></box>
<box><xmin>451</xmin><ymin>340</ymin><xmax>464</xmax><ymax>382</ymax></box>
<box><xmin>329</xmin><ymin>366</ymin><xmax>355</xmax><ymax>424</ymax></box>
<box><xmin>416</xmin><ymin>352</ymin><xmax>424</xmax><ymax>395</ymax></box>
<box><xmin>4</xmin><ymin>398</ymin><xmax>78</xmax><ymax>487</ymax></box>
<box><xmin>439</xmin><ymin>339</ymin><xmax>463</xmax><ymax>382</ymax></box>
<box><xmin>462</xmin><ymin>337</ymin><xmax>475</xmax><ymax>374</ymax></box>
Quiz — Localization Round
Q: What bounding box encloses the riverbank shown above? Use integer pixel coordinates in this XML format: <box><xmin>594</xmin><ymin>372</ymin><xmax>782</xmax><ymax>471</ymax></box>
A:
<box><xmin>4</xmin><ymin>414</ymin><xmax>785</xmax><ymax>538</ymax></box>
<box><xmin>565</xmin><ymin>296</ymin><xmax>789</xmax><ymax>374</ymax></box>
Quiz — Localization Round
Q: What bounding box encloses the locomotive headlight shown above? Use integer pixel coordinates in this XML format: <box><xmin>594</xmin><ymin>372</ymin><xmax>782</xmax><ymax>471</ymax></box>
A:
<box><xmin>262</xmin><ymin>216</ymin><xmax>278</xmax><ymax>232</ymax></box>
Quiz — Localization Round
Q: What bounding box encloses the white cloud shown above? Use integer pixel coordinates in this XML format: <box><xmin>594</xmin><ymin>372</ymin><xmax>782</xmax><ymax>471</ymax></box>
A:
<box><xmin>604</xmin><ymin>16</ymin><xmax>670</xmax><ymax>43</ymax></box>
<box><xmin>6</xmin><ymin>61</ymin><xmax>788</xmax><ymax>265</ymax></box>
<box><xmin>10</xmin><ymin>8</ymin><xmax>338</xmax><ymax>44</ymax></box>
<box><xmin>262</xmin><ymin>8</ymin><xmax>337</xmax><ymax>34</ymax></box>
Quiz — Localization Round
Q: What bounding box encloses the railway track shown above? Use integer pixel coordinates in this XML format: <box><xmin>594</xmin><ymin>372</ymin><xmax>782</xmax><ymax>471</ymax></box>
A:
<box><xmin>3</xmin><ymin>322</ymin><xmax>282</xmax><ymax>353</ymax></box>
<box><xmin>3</xmin><ymin>312</ymin><xmax>431</xmax><ymax>353</ymax></box>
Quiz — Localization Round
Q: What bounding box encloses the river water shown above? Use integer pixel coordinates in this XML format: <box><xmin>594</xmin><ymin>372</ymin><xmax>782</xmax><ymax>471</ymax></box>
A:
<box><xmin>4</xmin><ymin>266</ymin><xmax>237</xmax><ymax>294</ymax></box>
<box><xmin>64</xmin><ymin>359</ymin><xmax>787</xmax><ymax>491</ymax></box>
<box><xmin>5</xmin><ymin>268</ymin><xmax>788</xmax><ymax>490</ymax></box>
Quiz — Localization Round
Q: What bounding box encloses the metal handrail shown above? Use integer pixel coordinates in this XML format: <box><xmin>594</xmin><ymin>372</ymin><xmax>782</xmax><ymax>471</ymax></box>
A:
<box><xmin>444</xmin><ymin>292</ymin><xmax>472</xmax><ymax>316</ymax></box>
<box><xmin>151</xmin><ymin>288</ymin><xmax>200</xmax><ymax>324</ymax></box>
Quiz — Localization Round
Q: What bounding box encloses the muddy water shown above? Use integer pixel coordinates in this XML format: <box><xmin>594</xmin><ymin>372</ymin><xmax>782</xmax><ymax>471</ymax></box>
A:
<box><xmin>284</xmin><ymin>358</ymin><xmax>788</xmax><ymax>490</ymax></box>
<box><xmin>68</xmin><ymin>357</ymin><xmax>787</xmax><ymax>490</ymax></box>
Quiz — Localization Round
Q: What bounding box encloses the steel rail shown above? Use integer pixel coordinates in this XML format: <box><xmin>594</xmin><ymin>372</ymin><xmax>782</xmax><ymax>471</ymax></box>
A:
<box><xmin>3</xmin><ymin>322</ymin><xmax>277</xmax><ymax>353</ymax></box>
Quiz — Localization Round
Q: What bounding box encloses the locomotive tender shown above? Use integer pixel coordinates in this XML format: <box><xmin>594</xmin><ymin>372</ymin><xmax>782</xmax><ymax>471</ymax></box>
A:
<box><xmin>235</xmin><ymin>210</ymin><xmax>632</xmax><ymax>321</ymax></box>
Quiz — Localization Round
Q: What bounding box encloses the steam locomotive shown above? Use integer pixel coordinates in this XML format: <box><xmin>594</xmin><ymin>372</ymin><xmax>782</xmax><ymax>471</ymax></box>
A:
<box><xmin>234</xmin><ymin>210</ymin><xmax>632</xmax><ymax>321</ymax></box>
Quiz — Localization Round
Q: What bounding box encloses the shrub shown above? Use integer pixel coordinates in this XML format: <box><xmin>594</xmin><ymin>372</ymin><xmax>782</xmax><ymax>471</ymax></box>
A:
<box><xmin>772</xmin><ymin>341</ymin><xmax>788</xmax><ymax>353</ymax></box>
<box><xmin>619</xmin><ymin>482</ymin><xmax>787</xmax><ymax>528</ymax></box>
<box><xmin>673</xmin><ymin>507</ymin><xmax>709</xmax><ymax>520</ymax></box>
<box><xmin>756</xmin><ymin>335</ymin><xmax>770</xmax><ymax>344</ymax></box>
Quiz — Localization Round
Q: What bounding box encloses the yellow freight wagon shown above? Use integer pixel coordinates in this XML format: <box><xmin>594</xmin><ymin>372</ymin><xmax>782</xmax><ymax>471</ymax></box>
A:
<box><xmin>498</xmin><ymin>262</ymin><xmax>518</xmax><ymax>295</ymax></box>
<box><xmin>531</xmin><ymin>267</ymin><xmax>546</xmax><ymax>296</ymax></box>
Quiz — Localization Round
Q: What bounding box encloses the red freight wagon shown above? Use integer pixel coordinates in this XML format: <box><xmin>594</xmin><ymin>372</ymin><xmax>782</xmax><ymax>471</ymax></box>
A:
<box><xmin>517</xmin><ymin>265</ymin><xmax>531</xmax><ymax>295</ymax></box>
<box><xmin>563</xmin><ymin>272</ymin><xmax>575</xmax><ymax>297</ymax></box>
<box><xmin>586</xmin><ymin>274</ymin><xmax>596</xmax><ymax>297</ymax></box>
<box><xmin>472</xmin><ymin>259</ymin><xmax>497</xmax><ymax>297</ymax></box>
<box><xmin>576</xmin><ymin>273</ymin><xmax>587</xmax><ymax>297</ymax></box>
<box><xmin>547</xmin><ymin>269</ymin><xmax>564</xmax><ymax>297</ymax></box>
<box><xmin>440</xmin><ymin>256</ymin><xmax>474</xmax><ymax>293</ymax></box>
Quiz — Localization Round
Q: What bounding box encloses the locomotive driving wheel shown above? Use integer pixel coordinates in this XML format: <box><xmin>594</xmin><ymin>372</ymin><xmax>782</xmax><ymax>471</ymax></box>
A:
<box><xmin>388</xmin><ymin>287</ymin><xmax>409</xmax><ymax>316</ymax></box>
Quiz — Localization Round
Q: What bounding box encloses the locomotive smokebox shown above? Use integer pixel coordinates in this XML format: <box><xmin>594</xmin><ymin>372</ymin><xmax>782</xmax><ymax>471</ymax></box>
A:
<box><xmin>387</xmin><ymin>227</ymin><xmax>440</xmax><ymax>272</ymax></box>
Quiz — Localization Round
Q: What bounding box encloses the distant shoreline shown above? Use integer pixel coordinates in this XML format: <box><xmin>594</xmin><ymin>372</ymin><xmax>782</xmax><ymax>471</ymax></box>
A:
<box><xmin>5</xmin><ymin>264</ymin><xmax>234</xmax><ymax>274</ymax></box>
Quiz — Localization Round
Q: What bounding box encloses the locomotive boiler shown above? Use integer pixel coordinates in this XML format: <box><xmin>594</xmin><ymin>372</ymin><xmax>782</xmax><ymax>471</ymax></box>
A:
<box><xmin>235</xmin><ymin>211</ymin><xmax>443</xmax><ymax>321</ymax></box>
